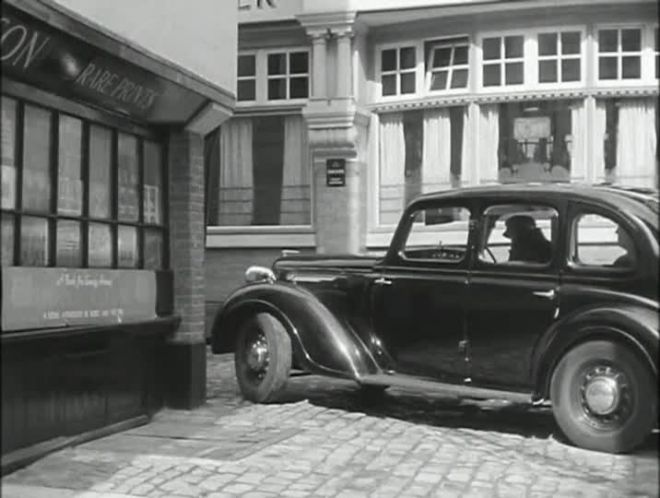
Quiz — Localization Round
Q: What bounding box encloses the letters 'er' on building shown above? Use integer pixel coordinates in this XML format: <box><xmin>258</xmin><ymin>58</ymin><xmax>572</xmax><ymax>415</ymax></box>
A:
<box><xmin>1</xmin><ymin>0</ymin><xmax>237</xmax><ymax>473</ymax></box>
<box><xmin>203</xmin><ymin>0</ymin><xmax>659</xmax><ymax>323</ymax></box>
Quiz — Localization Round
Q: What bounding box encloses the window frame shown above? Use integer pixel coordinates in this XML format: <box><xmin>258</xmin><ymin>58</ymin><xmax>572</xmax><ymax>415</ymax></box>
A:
<box><xmin>376</xmin><ymin>42</ymin><xmax>423</xmax><ymax>99</ymax></box>
<box><xmin>0</xmin><ymin>86</ymin><xmax>168</xmax><ymax>271</ymax></box>
<box><xmin>425</xmin><ymin>36</ymin><xmax>470</xmax><ymax>94</ymax></box>
<box><xmin>594</xmin><ymin>24</ymin><xmax>656</xmax><ymax>85</ymax></box>
<box><xmin>534</xmin><ymin>28</ymin><xmax>586</xmax><ymax>88</ymax></box>
<box><xmin>478</xmin><ymin>30</ymin><xmax>527</xmax><ymax>90</ymax></box>
<box><xmin>237</xmin><ymin>52</ymin><xmax>257</xmax><ymax>103</ymax></box>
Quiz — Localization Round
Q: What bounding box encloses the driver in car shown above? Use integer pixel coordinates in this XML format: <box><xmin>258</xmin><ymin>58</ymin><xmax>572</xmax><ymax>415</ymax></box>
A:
<box><xmin>504</xmin><ymin>215</ymin><xmax>553</xmax><ymax>264</ymax></box>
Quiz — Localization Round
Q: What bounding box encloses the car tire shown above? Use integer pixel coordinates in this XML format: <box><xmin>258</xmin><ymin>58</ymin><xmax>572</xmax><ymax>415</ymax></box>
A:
<box><xmin>550</xmin><ymin>339</ymin><xmax>656</xmax><ymax>454</ymax></box>
<box><xmin>234</xmin><ymin>312</ymin><xmax>292</xmax><ymax>403</ymax></box>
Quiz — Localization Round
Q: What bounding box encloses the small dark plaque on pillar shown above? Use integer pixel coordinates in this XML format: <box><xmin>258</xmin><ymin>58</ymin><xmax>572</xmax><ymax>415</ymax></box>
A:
<box><xmin>326</xmin><ymin>159</ymin><xmax>346</xmax><ymax>187</ymax></box>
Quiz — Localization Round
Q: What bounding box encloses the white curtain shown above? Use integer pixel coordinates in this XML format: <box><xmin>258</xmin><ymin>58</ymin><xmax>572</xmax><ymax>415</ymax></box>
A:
<box><xmin>422</xmin><ymin>108</ymin><xmax>451</xmax><ymax>193</ymax></box>
<box><xmin>219</xmin><ymin>118</ymin><xmax>253</xmax><ymax>226</ymax></box>
<box><xmin>616</xmin><ymin>99</ymin><xmax>658</xmax><ymax>188</ymax></box>
<box><xmin>460</xmin><ymin>104</ymin><xmax>476</xmax><ymax>186</ymax></box>
<box><xmin>569</xmin><ymin>101</ymin><xmax>588</xmax><ymax>183</ymax></box>
<box><xmin>477</xmin><ymin>104</ymin><xmax>500</xmax><ymax>184</ymax></box>
<box><xmin>592</xmin><ymin>100</ymin><xmax>608</xmax><ymax>183</ymax></box>
<box><xmin>280</xmin><ymin>115</ymin><xmax>310</xmax><ymax>225</ymax></box>
<box><xmin>379</xmin><ymin>113</ymin><xmax>405</xmax><ymax>225</ymax></box>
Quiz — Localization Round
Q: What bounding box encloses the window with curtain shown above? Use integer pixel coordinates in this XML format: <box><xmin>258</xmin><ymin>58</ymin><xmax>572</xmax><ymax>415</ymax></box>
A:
<box><xmin>601</xmin><ymin>97</ymin><xmax>658</xmax><ymax>187</ymax></box>
<box><xmin>380</xmin><ymin>46</ymin><xmax>417</xmax><ymax>96</ymax></box>
<box><xmin>497</xmin><ymin>100</ymin><xmax>574</xmax><ymax>183</ymax></box>
<box><xmin>0</xmin><ymin>95</ymin><xmax>167</xmax><ymax>269</ymax></box>
<box><xmin>378</xmin><ymin>108</ymin><xmax>464</xmax><ymax>225</ymax></box>
<box><xmin>210</xmin><ymin>114</ymin><xmax>311</xmax><ymax>227</ymax></box>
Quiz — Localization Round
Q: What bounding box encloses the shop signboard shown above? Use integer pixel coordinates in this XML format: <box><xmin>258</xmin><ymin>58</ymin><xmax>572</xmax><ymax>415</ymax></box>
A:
<box><xmin>326</xmin><ymin>159</ymin><xmax>346</xmax><ymax>187</ymax></box>
<box><xmin>1</xmin><ymin>267</ymin><xmax>157</xmax><ymax>331</ymax></box>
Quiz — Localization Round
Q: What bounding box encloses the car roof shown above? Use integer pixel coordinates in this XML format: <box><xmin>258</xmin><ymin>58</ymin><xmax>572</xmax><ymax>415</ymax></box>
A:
<box><xmin>413</xmin><ymin>183</ymin><xmax>659</xmax><ymax>227</ymax></box>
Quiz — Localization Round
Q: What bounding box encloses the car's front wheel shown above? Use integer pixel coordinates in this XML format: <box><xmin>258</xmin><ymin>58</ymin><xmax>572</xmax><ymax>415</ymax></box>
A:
<box><xmin>550</xmin><ymin>339</ymin><xmax>656</xmax><ymax>453</ymax></box>
<box><xmin>234</xmin><ymin>313</ymin><xmax>292</xmax><ymax>403</ymax></box>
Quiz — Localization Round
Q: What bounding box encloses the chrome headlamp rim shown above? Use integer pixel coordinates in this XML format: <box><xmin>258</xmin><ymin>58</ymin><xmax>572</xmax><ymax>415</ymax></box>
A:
<box><xmin>244</xmin><ymin>265</ymin><xmax>276</xmax><ymax>284</ymax></box>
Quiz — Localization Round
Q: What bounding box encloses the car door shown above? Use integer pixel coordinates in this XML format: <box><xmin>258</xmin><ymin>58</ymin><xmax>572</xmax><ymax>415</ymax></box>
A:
<box><xmin>465</xmin><ymin>198</ymin><xmax>563</xmax><ymax>391</ymax></box>
<box><xmin>370</xmin><ymin>201</ymin><xmax>473</xmax><ymax>383</ymax></box>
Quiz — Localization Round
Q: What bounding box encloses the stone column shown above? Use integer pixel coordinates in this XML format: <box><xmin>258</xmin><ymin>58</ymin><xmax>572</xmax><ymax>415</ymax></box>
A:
<box><xmin>335</xmin><ymin>29</ymin><xmax>353</xmax><ymax>98</ymax></box>
<box><xmin>310</xmin><ymin>30</ymin><xmax>328</xmax><ymax>99</ymax></box>
<box><xmin>165</xmin><ymin>128</ymin><xmax>206</xmax><ymax>409</ymax></box>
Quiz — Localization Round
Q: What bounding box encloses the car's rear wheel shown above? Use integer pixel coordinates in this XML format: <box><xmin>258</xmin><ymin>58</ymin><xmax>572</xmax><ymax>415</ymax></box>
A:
<box><xmin>234</xmin><ymin>313</ymin><xmax>292</xmax><ymax>403</ymax></box>
<box><xmin>550</xmin><ymin>339</ymin><xmax>656</xmax><ymax>453</ymax></box>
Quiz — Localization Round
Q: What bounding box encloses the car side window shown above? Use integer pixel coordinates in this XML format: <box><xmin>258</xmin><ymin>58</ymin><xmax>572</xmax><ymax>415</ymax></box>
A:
<box><xmin>478</xmin><ymin>204</ymin><xmax>557</xmax><ymax>266</ymax></box>
<box><xmin>402</xmin><ymin>206</ymin><xmax>471</xmax><ymax>263</ymax></box>
<box><xmin>571</xmin><ymin>213</ymin><xmax>636</xmax><ymax>268</ymax></box>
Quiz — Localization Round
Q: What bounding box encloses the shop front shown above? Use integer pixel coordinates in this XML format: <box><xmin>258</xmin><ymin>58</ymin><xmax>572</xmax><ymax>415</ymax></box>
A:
<box><xmin>1</xmin><ymin>0</ymin><xmax>235</xmax><ymax>473</ymax></box>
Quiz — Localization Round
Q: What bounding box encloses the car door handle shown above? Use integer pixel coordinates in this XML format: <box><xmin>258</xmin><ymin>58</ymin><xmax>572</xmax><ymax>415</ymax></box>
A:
<box><xmin>374</xmin><ymin>277</ymin><xmax>392</xmax><ymax>286</ymax></box>
<box><xmin>533</xmin><ymin>289</ymin><xmax>556</xmax><ymax>299</ymax></box>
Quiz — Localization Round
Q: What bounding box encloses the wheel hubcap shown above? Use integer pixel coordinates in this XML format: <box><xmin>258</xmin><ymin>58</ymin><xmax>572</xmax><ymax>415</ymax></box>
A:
<box><xmin>584</xmin><ymin>376</ymin><xmax>619</xmax><ymax>415</ymax></box>
<box><xmin>579</xmin><ymin>364</ymin><xmax>630</xmax><ymax>428</ymax></box>
<box><xmin>244</xmin><ymin>331</ymin><xmax>269</xmax><ymax>382</ymax></box>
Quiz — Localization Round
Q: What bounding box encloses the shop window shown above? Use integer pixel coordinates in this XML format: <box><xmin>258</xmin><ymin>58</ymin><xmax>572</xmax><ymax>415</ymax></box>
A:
<box><xmin>380</xmin><ymin>46</ymin><xmax>417</xmax><ymax>96</ymax></box>
<box><xmin>482</xmin><ymin>35</ymin><xmax>524</xmax><ymax>87</ymax></box>
<box><xmin>571</xmin><ymin>213</ymin><xmax>634</xmax><ymax>268</ymax></box>
<box><xmin>497</xmin><ymin>100</ymin><xmax>574</xmax><ymax>183</ymax></box>
<box><xmin>1</xmin><ymin>96</ymin><xmax>17</xmax><ymax>210</ymax></box>
<box><xmin>537</xmin><ymin>31</ymin><xmax>581</xmax><ymax>83</ymax></box>
<box><xmin>22</xmin><ymin>105</ymin><xmax>52</xmax><ymax>212</ymax></box>
<box><xmin>0</xmin><ymin>96</ymin><xmax>168</xmax><ymax>270</ymax></box>
<box><xmin>425</xmin><ymin>37</ymin><xmax>469</xmax><ymax>91</ymax></box>
<box><xmin>378</xmin><ymin>108</ymin><xmax>464</xmax><ymax>225</ymax></box>
<box><xmin>237</xmin><ymin>54</ymin><xmax>256</xmax><ymax>102</ymax></box>
<box><xmin>209</xmin><ymin>114</ymin><xmax>311</xmax><ymax>227</ymax></box>
<box><xmin>267</xmin><ymin>51</ymin><xmax>309</xmax><ymax>100</ymax></box>
<box><xmin>598</xmin><ymin>28</ymin><xmax>642</xmax><ymax>80</ymax></box>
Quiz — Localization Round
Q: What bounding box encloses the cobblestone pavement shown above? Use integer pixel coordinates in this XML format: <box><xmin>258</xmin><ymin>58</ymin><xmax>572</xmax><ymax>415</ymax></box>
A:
<box><xmin>2</xmin><ymin>350</ymin><xmax>658</xmax><ymax>498</ymax></box>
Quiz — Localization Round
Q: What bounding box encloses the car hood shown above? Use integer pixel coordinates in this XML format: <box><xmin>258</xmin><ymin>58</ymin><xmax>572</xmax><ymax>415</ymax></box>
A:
<box><xmin>273</xmin><ymin>254</ymin><xmax>381</xmax><ymax>273</ymax></box>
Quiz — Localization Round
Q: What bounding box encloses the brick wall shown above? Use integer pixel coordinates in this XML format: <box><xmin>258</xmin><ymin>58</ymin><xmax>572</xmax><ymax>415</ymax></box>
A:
<box><xmin>168</xmin><ymin>130</ymin><xmax>206</xmax><ymax>344</ymax></box>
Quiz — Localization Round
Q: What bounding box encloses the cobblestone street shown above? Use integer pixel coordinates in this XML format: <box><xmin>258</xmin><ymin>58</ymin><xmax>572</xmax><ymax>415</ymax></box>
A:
<box><xmin>2</xmin><ymin>350</ymin><xmax>658</xmax><ymax>497</ymax></box>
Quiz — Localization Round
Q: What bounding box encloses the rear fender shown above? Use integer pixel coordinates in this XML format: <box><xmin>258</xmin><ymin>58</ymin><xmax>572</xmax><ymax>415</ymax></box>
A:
<box><xmin>532</xmin><ymin>305</ymin><xmax>659</xmax><ymax>399</ymax></box>
<box><xmin>211</xmin><ymin>282</ymin><xmax>380</xmax><ymax>380</ymax></box>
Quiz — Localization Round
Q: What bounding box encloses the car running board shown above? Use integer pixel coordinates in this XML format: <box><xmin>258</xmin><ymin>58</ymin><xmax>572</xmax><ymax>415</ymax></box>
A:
<box><xmin>359</xmin><ymin>373</ymin><xmax>532</xmax><ymax>404</ymax></box>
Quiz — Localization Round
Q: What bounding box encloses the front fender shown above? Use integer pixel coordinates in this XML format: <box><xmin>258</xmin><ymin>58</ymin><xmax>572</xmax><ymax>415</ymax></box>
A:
<box><xmin>211</xmin><ymin>282</ymin><xmax>381</xmax><ymax>381</ymax></box>
<box><xmin>532</xmin><ymin>304</ymin><xmax>659</xmax><ymax>398</ymax></box>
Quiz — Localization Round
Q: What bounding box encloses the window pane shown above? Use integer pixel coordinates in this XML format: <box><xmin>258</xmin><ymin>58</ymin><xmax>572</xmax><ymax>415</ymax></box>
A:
<box><xmin>1</xmin><ymin>97</ymin><xmax>17</xmax><ymax>209</ymax></box>
<box><xmin>505</xmin><ymin>36</ymin><xmax>523</xmax><ymax>58</ymax></box>
<box><xmin>562</xmin><ymin>32</ymin><xmax>580</xmax><ymax>55</ymax></box>
<box><xmin>1</xmin><ymin>214</ymin><xmax>14</xmax><ymax>266</ymax></box>
<box><xmin>505</xmin><ymin>62</ymin><xmax>523</xmax><ymax>84</ymax></box>
<box><xmin>430</xmin><ymin>71</ymin><xmax>448</xmax><ymax>90</ymax></box>
<box><xmin>400</xmin><ymin>47</ymin><xmax>416</xmax><ymax>69</ymax></box>
<box><xmin>621</xmin><ymin>29</ymin><xmax>641</xmax><ymax>51</ymax></box>
<box><xmin>450</xmin><ymin>69</ymin><xmax>468</xmax><ymax>88</ymax></box>
<box><xmin>268</xmin><ymin>78</ymin><xmax>286</xmax><ymax>100</ymax></box>
<box><xmin>400</xmin><ymin>72</ymin><xmax>416</xmax><ymax>94</ymax></box>
<box><xmin>599</xmin><ymin>29</ymin><xmax>618</xmax><ymax>52</ymax></box>
<box><xmin>562</xmin><ymin>59</ymin><xmax>580</xmax><ymax>81</ymax></box>
<box><xmin>57</xmin><ymin>115</ymin><xmax>83</xmax><ymax>215</ymax></box>
<box><xmin>118</xmin><ymin>225</ymin><xmax>138</xmax><ymax>268</ymax></box>
<box><xmin>144</xmin><ymin>229</ymin><xmax>163</xmax><ymax>270</ymax></box>
<box><xmin>289</xmin><ymin>77</ymin><xmax>309</xmax><ymax>98</ymax></box>
<box><xmin>89</xmin><ymin>125</ymin><xmax>112</xmax><ymax>218</ymax></box>
<box><xmin>267</xmin><ymin>53</ymin><xmax>286</xmax><ymax>75</ymax></box>
<box><xmin>483</xmin><ymin>37</ymin><xmax>500</xmax><ymax>60</ymax></box>
<box><xmin>289</xmin><ymin>52</ymin><xmax>308</xmax><ymax>74</ymax></box>
<box><xmin>432</xmin><ymin>47</ymin><xmax>452</xmax><ymax>68</ymax></box>
<box><xmin>453</xmin><ymin>46</ymin><xmax>468</xmax><ymax>65</ymax></box>
<box><xmin>22</xmin><ymin>105</ymin><xmax>51</xmax><ymax>212</ymax></box>
<box><xmin>381</xmin><ymin>49</ymin><xmax>396</xmax><ymax>71</ymax></box>
<box><xmin>237</xmin><ymin>80</ymin><xmax>256</xmax><ymax>101</ymax></box>
<box><xmin>117</xmin><ymin>133</ymin><xmax>139</xmax><ymax>222</ymax></box>
<box><xmin>143</xmin><ymin>141</ymin><xmax>163</xmax><ymax>225</ymax></box>
<box><xmin>20</xmin><ymin>216</ymin><xmax>49</xmax><ymax>266</ymax></box>
<box><xmin>599</xmin><ymin>56</ymin><xmax>618</xmax><ymax>79</ymax></box>
<box><xmin>56</xmin><ymin>219</ymin><xmax>81</xmax><ymax>267</ymax></box>
<box><xmin>88</xmin><ymin>223</ymin><xmax>112</xmax><ymax>267</ymax></box>
<box><xmin>382</xmin><ymin>74</ymin><xmax>396</xmax><ymax>95</ymax></box>
<box><xmin>575</xmin><ymin>214</ymin><xmax>632</xmax><ymax>267</ymax></box>
<box><xmin>404</xmin><ymin>207</ymin><xmax>471</xmax><ymax>262</ymax></box>
<box><xmin>483</xmin><ymin>64</ymin><xmax>501</xmax><ymax>86</ymax></box>
<box><xmin>621</xmin><ymin>56</ymin><xmax>640</xmax><ymax>79</ymax></box>
<box><xmin>538</xmin><ymin>33</ymin><xmax>557</xmax><ymax>56</ymax></box>
<box><xmin>539</xmin><ymin>60</ymin><xmax>557</xmax><ymax>83</ymax></box>
<box><xmin>238</xmin><ymin>55</ymin><xmax>255</xmax><ymax>77</ymax></box>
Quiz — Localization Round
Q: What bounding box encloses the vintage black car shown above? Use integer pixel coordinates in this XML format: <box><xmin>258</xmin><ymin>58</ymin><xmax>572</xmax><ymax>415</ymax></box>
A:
<box><xmin>211</xmin><ymin>184</ymin><xmax>658</xmax><ymax>454</ymax></box>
